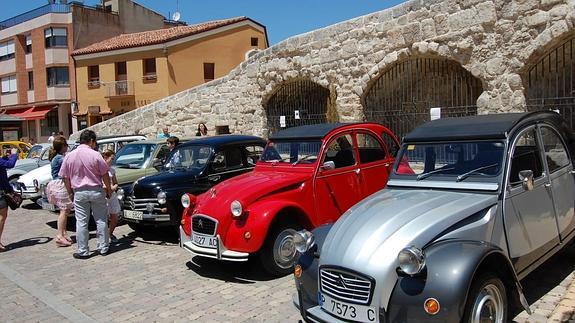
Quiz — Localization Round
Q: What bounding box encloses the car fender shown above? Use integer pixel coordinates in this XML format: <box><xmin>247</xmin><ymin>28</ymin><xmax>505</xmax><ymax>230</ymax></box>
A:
<box><xmin>387</xmin><ymin>240</ymin><xmax>526</xmax><ymax>322</ymax></box>
<box><xmin>224</xmin><ymin>200</ymin><xmax>310</xmax><ymax>253</ymax></box>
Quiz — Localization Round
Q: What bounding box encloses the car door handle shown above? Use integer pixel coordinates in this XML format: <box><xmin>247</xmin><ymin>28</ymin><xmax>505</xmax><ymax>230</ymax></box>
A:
<box><xmin>355</xmin><ymin>168</ymin><xmax>361</xmax><ymax>175</ymax></box>
<box><xmin>544</xmin><ymin>183</ymin><xmax>552</xmax><ymax>189</ymax></box>
<box><xmin>208</xmin><ymin>175</ymin><xmax>220</xmax><ymax>182</ymax></box>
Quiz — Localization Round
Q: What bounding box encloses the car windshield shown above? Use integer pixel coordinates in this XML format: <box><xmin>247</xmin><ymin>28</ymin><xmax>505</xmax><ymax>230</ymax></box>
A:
<box><xmin>113</xmin><ymin>144</ymin><xmax>156</xmax><ymax>169</ymax></box>
<box><xmin>27</xmin><ymin>145</ymin><xmax>43</xmax><ymax>159</ymax></box>
<box><xmin>394</xmin><ymin>141</ymin><xmax>505</xmax><ymax>182</ymax></box>
<box><xmin>260</xmin><ymin>140</ymin><xmax>322</xmax><ymax>164</ymax></box>
<box><xmin>165</xmin><ymin>145</ymin><xmax>212</xmax><ymax>171</ymax></box>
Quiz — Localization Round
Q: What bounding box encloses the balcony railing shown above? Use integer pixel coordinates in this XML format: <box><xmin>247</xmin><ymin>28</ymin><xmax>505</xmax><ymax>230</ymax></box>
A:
<box><xmin>103</xmin><ymin>80</ymin><xmax>134</xmax><ymax>98</ymax></box>
<box><xmin>0</xmin><ymin>4</ymin><xmax>70</xmax><ymax>30</ymax></box>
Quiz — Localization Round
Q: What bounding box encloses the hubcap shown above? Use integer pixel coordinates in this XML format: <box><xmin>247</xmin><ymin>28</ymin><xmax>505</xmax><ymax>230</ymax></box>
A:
<box><xmin>273</xmin><ymin>228</ymin><xmax>297</xmax><ymax>269</ymax></box>
<box><xmin>470</xmin><ymin>284</ymin><xmax>504</xmax><ymax>323</ymax></box>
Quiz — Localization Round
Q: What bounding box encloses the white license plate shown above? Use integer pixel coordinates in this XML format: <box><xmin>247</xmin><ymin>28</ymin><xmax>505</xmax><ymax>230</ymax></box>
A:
<box><xmin>124</xmin><ymin>210</ymin><xmax>143</xmax><ymax>220</ymax></box>
<box><xmin>319</xmin><ymin>292</ymin><xmax>378</xmax><ymax>322</ymax></box>
<box><xmin>192</xmin><ymin>233</ymin><xmax>217</xmax><ymax>249</ymax></box>
<box><xmin>42</xmin><ymin>203</ymin><xmax>56</xmax><ymax>212</ymax></box>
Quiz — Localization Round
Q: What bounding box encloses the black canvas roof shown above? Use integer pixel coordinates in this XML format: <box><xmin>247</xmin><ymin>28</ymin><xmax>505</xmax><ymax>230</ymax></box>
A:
<box><xmin>178</xmin><ymin>134</ymin><xmax>265</xmax><ymax>148</ymax></box>
<box><xmin>403</xmin><ymin>111</ymin><xmax>564</xmax><ymax>142</ymax></box>
<box><xmin>269</xmin><ymin>123</ymin><xmax>348</xmax><ymax>140</ymax></box>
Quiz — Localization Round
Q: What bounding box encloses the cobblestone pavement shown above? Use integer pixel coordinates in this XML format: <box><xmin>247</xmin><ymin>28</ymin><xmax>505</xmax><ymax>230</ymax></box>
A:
<box><xmin>0</xmin><ymin>202</ymin><xmax>574</xmax><ymax>322</ymax></box>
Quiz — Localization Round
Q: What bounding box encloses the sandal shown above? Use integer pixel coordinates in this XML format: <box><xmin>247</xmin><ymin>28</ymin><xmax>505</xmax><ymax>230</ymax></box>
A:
<box><xmin>55</xmin><ymin>237</ymin><xmax>71</xmax><ymax>247</ymax></box>
<box><xmin>0</xmin><ymin>243</ymin><xmax>6</xmax><ymax>252</ymax></box>
<box><xmin>64</xmin><ymin>236</ymin><xmax>73</xmax><ymax>243</ymax></box>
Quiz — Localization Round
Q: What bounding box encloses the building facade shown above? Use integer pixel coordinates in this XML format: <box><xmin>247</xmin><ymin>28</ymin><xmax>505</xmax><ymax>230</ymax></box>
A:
<box><xmin>0</xmin><ymin>0</ymin><xmax>176</xmax><ymax>142</ymax></box>
<box><xmin>72</xmin><ymin>17</ymin><xmax>268</xmax><ymax>129</ymax></box>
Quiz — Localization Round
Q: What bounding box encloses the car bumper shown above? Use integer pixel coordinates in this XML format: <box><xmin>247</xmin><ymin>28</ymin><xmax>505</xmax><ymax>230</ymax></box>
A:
<box><xmin>21</xmin><ymin>191</ymin><xmax>40</xmax><ymax>200</ymax></box>
<box><xmin>179</xmin><ymin>226</ymin><xmax>249</xmax><ymax>262</ymax></box>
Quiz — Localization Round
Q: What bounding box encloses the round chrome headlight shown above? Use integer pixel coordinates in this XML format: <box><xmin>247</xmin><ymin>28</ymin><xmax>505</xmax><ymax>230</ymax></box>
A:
<box><xmin>181</xmin><ymin>194</ymin><xmax>190</xmax><ymax>208</ymax></box>
<box><xmin>117</xmin><ymin>188</ymin><xmax>125</xmax><ymax>201</ymax></box>
<box><xmin>294</xmin><ymin>230</ymin><xmax>315</xmax><ymax>253</ymax></box>
<box><xmin>157</xmin><ymin>191</ymin><xmax>167</xmax><ymax>205</ymax></box>
<box><xmin>230</xmin><ymin>200</ymin><xmax>243</xmax><ymax>217</ymax></box>
<box><xmin>398</xmin><ymin>246</ymin><xmax>426</xmax><ymax>275</ymax></box>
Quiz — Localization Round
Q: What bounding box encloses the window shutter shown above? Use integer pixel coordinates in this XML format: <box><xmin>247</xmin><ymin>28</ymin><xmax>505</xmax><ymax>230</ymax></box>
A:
<box><xmin>0</xmin><ymin>43</ymin><xmax>7</xmax><ymax>57</ymax></box>
<box><xmin>53</xmin><ymin>28</ymin><xmax>67</xmax><ymax>36</ymax></box>
<box><xmin>6</xmin><ymin>40</ymin><xmax>14</xmax><ymax>55</ymax></box>
<box><xmin>45</xmin><ymin>28</ymin><xmax>52</xmax><ymax>38</ymax></box>
<box><xmin>9</xmin><ymin>76</ymin><xmax>16</xmax><ymax>91</ymax></box>
<box><xmin>26</xmin><ymin>35</ymin><xmax>32</xmax><ymax>45</ymax></box>
<box><xmin>1</xmin><ymin>77</ymin><xmax>9</xmax><ymax>93</ymax></box>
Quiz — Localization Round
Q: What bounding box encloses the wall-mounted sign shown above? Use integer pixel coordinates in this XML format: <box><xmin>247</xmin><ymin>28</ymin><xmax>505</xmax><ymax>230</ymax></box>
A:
<box><xmin>430</xmin><ymin>108</ymin><xmax>441</xmax><ymax>120</ymax></box>
<box><xmin>280</xmin><ymin>116</ymin><xmax>286</xmax><ymax>128</ymax></box>
<box><xmin>294</xmin><ymin>110</ymin><xmax>300</xmax><ymax>120</ymax></box>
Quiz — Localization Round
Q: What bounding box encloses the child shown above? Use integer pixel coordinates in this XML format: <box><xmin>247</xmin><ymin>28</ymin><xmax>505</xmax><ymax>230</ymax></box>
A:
<box><xmin>102</xmin><ymin>150</ymin><xmax>120</xmax><ymax>242</ymax></box>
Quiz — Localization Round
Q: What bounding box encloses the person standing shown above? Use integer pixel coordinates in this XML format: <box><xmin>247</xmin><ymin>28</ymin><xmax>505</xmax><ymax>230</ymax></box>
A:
<box><xmin>59</xmin><ymin>130</ymin><xmax>112</xmax><ymax>259</ymax></box>
<box><xmin>0</xmin><ymin>148</ymin><xmax>18</xmax><ymax>252</ymax></box>
<box><xmin>102</xmin><ymin>150</ymin><xmax>120</xmax><ymax>242</ymax></box>
<box><xmin>196</xmin><ymin>123</ymin><xmax>208</xmax><ymax>136</ymax></box>
<box><xmin>48</xmin><ymin>132</ymin><xmax>56</xmax><ymax>143</ymax></box>
<box><xmin>165</xmin><ymin>136</ymin><xmax>181</xmax><ymax>168</ymax></box>
<box><xmin>157</xmin><ymin>127</ymin><xmax>170</xmax><ymax>139</ymax></box>
<box><xmin>46</xmin><ymin>136</ymin><xmax>73</xmax><ymax>247</ymax></box>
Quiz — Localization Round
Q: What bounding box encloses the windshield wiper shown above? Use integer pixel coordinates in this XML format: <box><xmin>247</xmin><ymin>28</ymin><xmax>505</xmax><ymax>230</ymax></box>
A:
<box><xmin>292</xmin><ymin>154</ymin><xmax>316</xmax><ymax>166</ymax></box>
<box><xmin>417</xmin><ymin>167</ymin><xmax>456</xmax><ymax>181</ymax></box>
<box><xmin>265</xmin><ymin>156</ymin><xmax>290</xmax><ymax>164</ymax></box>
<box><xmin>456</xmin><ymin>163</ymin><xmax>499</xmax><ymax>182</ymax></box>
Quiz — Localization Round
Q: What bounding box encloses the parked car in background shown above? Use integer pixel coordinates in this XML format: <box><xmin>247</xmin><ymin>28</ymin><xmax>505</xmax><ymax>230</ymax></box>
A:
<box><xmin>180</xmin><ymin>123</ymin><xmax>400</xmax><ymax>275</ymax></box>
<box><xmin>293</xmin><ymin>112</ymin><xmax>575</xmax><ymax>323</ymax></box>
<box><xmin>7</xmin><ymin>142</ymin><xmax>76</xmax><ymax>184</ymax></box>
<box><xmin>121</xmin><ymin>135</ymin><xmax>266</xmax><ymax>233</ymax></box>
<box><xmin>95</xmin><ymin>134</ymin><xmax>147</xmax><ymax>153</ymax></box>
<box><xmin>1</xmin><ymin>141</ymin><xmax>31</xmax><ymax>159</ymax></box>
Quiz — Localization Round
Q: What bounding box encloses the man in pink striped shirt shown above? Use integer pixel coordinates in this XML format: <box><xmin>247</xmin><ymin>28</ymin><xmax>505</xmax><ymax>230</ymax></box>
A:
<box><xmin>60</xmin><ymin>130</ymin><xmax>112</xmax><ymax>259</ymax></box>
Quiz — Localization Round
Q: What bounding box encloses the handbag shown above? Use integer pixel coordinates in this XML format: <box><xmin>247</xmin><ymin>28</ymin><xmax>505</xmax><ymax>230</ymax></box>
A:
<box><xmin>4</xmin><ymin>190</ymin><xmax>23</xmax><ymax>210</ymax></box>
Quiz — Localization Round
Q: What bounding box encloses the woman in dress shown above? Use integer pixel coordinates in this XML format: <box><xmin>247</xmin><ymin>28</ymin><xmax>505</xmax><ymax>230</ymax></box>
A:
<box><xmin>102</xmin><ymin>150</ymin><xmax>120</xmax><ymax>242</ymax></box>
<box><xmin>196</xmin><ymin>123</ymin><xmax>208</xmax><ymax>136</ymax></box>
<box><xmin>0</xmin><ymin>148</ymin><xmax>18</xmax><ymax>252</ymax></box>
<box><xmin>46</xmin><ymin>136</ymin><xmax>73</xmax><ymax>247</ymax></box>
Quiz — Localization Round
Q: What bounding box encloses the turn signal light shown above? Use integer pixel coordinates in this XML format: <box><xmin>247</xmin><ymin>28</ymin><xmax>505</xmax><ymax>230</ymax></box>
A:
<box><xmin>294</xmin><ymin>265</ymin><xmax>302</xmax><ymax>278</ymax></box>
<box><xmin>424</xmin><ymin>298</ymin><xmax>440</xmax><ymax>315</ymax></box>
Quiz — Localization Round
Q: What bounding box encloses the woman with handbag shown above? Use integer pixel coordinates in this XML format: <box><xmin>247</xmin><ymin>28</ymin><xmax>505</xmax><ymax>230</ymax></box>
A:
<box><xmin>46</xmin><ymin>136</ymin><xmax>73</xmax><ymax>247</ymax></box>
<box><xmin>0</xmin><ymin>147</ymin><xmax>18</xmax><ymax>252</ymax></box>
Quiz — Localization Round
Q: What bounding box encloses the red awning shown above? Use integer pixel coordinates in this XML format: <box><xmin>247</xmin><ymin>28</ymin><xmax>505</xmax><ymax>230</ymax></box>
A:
<box><xmin>5</xmin><ymin>105</ymin><xmax>55</xmax><ymax>120</ymax></box>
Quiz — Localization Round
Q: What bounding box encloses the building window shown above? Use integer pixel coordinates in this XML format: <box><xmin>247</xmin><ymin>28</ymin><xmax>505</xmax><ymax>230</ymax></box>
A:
<box><xmin>0</xmin><ymin>40</ymin><xmax>15</xmax><ymax>61</ymax></box>
<box><xmin>116</xmin><ymin>61</ymin><xmax>127</xmax><ymax>78</ymax></box>
<box><xmin>88</xmin><ymin>65</ymin><xmax>100</xmax><ymax>87</ymax></box>
<box><xmin>44</xmin><ymin>27</ymin><xmax>67</xmax><ymax>48</ymax></box>
<box><xmin>28</xmin><ymin>71</ymin><xmax>34</xmax><ymax>90</ymax></box>
<box><xmin>251</xmin><ymin>37</ymin><xmax>259</xmax><ymax>46</ymax></box>
<box><xmin>204</xmin><ymin>62</ymin><xmax>214</xmax><ymax>82</ymax></box>
<box><xmin>41</xmin><ymin>110</ymin><xmax>59</xmax><ymax>136</ymax></box>
<box><xmin>143</xmin><ymin>58</ymin><xmax>157</xmax><ymax>81</ymax></box>
<box><xmin>1</xmin><ymin>75</ymin><xmax>17</xmax><ymax>94</ymax></box>
<box><xmin>46</xmin><ymin>67</ymin><xmax>69</xmax><ymax>86</ymax></box>
<box><xmin>25</xmin><ymin>35</ymin><xmax>32</xmax><ymax>54</ymax></box>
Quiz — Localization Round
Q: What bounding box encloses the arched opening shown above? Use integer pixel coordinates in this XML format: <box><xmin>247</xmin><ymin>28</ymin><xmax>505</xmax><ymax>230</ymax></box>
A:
<box><xmin>363</xmin><ymin>57</ymin><xmax>483</xmax><ymax>139</ymax></box>
<box><xmin>525</xmin><ymin>36</ymin><xmax>575</xmax><ymax>130</ymax></box>
<box><xmin>264</xmin><ymin>79</ymin><xmax>331</xmax><ymax>135</ymax></box>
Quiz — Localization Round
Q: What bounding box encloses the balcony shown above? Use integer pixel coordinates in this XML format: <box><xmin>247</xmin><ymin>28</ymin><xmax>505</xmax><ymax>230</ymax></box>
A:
<box><xmin>103</xmin><ymin>80</ymin><xmax>134</xmax><ymax>98</ymax></box>
<box><xmin>0</xmin><ymin>3</ymin><xmax>70</xmax><ymax>30</ymax></box>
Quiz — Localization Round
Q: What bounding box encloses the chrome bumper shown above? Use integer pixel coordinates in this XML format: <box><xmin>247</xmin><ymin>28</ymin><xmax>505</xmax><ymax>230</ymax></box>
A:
<box><xmin>179</xmin><ymin>226</ymin><xmax>249</xmax><ymax>262</ymax></box>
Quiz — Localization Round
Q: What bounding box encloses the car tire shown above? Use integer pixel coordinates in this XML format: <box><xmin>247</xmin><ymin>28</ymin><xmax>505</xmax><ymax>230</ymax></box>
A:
<box><xmin>259</xmin><ymin>222</ymin><xmax>301</xmax><ymax>276</ymax></box>
<box><xmin>463</xmin><ymin>272</ymin><xmax>507</xmax><ymax>323</ymax></box>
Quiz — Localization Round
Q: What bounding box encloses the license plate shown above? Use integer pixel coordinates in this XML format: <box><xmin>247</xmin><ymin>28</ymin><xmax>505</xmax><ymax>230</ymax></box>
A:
<box><xmin>42</xmin><ymin>203</ymin><xmax>56</xmax><ymax>212</ymax></box>
<box><xmin>124</xmin><ymin>210</ymin><xmax>143</xmax><ymax>220</ymax></box>
<box><xmin>192</xmin><ymin>233</ymin><xmax>217</xmax><ymax>249</ymax></box>
<box><xmin>319</xmin><ymin>292</ymin><xmax>378</xmax><ymax>322</ymax></box>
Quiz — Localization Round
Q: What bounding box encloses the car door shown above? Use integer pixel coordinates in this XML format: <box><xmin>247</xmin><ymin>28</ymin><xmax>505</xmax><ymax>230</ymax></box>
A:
<box><xmin>355</xmin><ymin>131</ymin><xmax>392</xmax><ymax>197</ymax></box>
<box><xmin>196</xmin><ymin>147</ymin><xmax>246</xmax><ymax>193</ymax></box>
<box><xmin>503</xmin><ymin>126</ymin><xmax>560</xmax><ymax>274</ymax></box>
<box><xmin>539</xmin><ymin>125</ymin><xmax>575</xmax><ymax>240</ymax></box>
<box><xmin>314</xmin><ymin>133</ymin><xmax>363</xmax><ymax>222</ymax></box>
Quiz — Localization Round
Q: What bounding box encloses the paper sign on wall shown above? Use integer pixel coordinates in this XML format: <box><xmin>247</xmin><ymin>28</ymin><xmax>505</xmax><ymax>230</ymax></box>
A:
<box><xmin>280</xmin><ymin>116</ymin><xmax>286</xmax><ymax>128</ymax></box>
<box><xmin>294</xmin><ymin>110</ymin><xmax>300</xmax><ymax>119</ymax></box>
<box><xmin>430</xmin><ymin>108</ymin><xmax>441</xmax><ymax>120</ymax></box>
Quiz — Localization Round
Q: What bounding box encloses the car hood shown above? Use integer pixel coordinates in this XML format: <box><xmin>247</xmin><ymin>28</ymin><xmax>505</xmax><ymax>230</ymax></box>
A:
<box><xmin>195</xmin><ymin>169</ymin><xmax>311</xmax><ymax>216</ymax></box>
<box><xmin>320</xmin><ymin>188</ymin><xmax>498</xmax><ymax>310</ymax></box>
<box><xmin>7</xmin><ymin>159</ymin><xmax>39</xmax><ymax>174</ymax></box>
<box><xmin>18</xmin><ymin>164</ymin><xmax>52</xmax><ymax>186</ymax></box>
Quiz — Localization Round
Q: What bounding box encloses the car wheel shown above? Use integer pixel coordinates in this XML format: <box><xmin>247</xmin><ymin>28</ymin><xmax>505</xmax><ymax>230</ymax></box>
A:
<box><xmin>463</xmin><ymin>273</ymin><xmax>507</xmax><ymax>323</ymax></box>
<box><xmin>260</xmin><ymin>223</ymin><xmax>301</xmax><ymax>276</ymax></box>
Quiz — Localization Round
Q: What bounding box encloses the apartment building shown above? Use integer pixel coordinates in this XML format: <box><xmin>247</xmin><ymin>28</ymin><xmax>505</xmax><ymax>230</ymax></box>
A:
<box><xmin>72</xmin><ymin>17</ymin><xmax>268</xmax><ymax>129</ymax></box>
<box><xmin>0</xmin><ymin>0</ymin><xmax>179</xmax><ymax>142</ymax></box>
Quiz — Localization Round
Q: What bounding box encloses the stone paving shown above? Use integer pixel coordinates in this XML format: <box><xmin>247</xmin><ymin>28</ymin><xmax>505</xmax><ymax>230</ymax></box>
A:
<box><xmin>0</xmin><ymin>202</ymin><xmax>574</xmax><ymax>322</ymax></box>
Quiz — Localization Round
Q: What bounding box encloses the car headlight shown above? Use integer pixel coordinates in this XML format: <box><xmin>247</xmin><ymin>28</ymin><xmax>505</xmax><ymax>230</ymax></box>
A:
<box><xmin>117</xmin><ymin>188</ymin><xmax>125</xmax><ymax>201</ymax></box>
<box><xmin>230</xmin><ymin>200</ymin><xmax>243</xmax><ymax>217</ymax></box>
<box><xmin>157</xmin><ymin>191</ymin><xmax>167</xmax><ymax>205</ymax></box>
<box><xmin>294</xmin><ymin>230</ymin><xmax>315</xmax><ymax>253</ymax></box>
<box><xmin>398</xmin><ymin>246</ymin><xmax>426</xmax><ymax>275</ymax></box>
<box><xmin>181</xmin><ymin>194</ymin><xmax>190</xmax><ymax>208</ymax></box>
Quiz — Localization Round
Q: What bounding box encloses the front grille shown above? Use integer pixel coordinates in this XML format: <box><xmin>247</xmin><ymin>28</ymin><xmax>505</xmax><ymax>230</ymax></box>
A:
<box><xmin>192</xmin><ymin>215</ymin><xmax>217</xmax><ymax>235</ymax></box>
<box><xmin>124</xmin><ymin>196</ymin><xmax>160</xmax><ymax>213</ymax></box>
<box><xmin>320</xmin><ymin>267</ymin><xmax>373</xmax><ymax>305</ymax></box>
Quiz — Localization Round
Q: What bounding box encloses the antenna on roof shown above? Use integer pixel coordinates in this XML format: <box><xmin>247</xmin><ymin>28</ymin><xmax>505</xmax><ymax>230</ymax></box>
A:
<box><xmin>172</xmin><ymin>0</ymin><xmax>181</xmax><ymax>22</ymax></box>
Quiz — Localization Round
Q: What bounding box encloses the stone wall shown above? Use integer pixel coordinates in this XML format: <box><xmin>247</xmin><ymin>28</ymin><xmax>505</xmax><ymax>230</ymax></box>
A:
<box><xmin>74</xmin><ymin>0</ymin><xmax>575</xmax><ymax>140</ymax></box>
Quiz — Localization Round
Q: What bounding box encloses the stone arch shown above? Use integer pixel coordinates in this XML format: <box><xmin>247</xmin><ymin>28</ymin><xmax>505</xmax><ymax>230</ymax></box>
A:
<box><xmin>524</xmin><ymin>33</ymin><xmax>575</xmax><ymax>130</ymax></box>
<box><xmin>263</xmin><ymin>79</ymin><xmax>334</xmax><ymax>135</ymax></box>
<box><xmin>362</xmin><ymin>55</ymin><xmax>483</xmax><ymax>139</ymax></box>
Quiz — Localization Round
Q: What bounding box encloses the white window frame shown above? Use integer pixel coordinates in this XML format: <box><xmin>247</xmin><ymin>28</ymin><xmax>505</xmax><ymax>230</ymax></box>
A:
<box><xmin>1</xmin><ymin>75</ymin><xmax>17</xmax><ymax>94</ymax></box>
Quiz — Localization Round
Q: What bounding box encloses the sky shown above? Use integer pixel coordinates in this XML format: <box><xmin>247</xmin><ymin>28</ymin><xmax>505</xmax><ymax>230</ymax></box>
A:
<box><xmin>2</xmin><ymin>0</ymin><xmax>406</xmax><ymax>44</ymax></box>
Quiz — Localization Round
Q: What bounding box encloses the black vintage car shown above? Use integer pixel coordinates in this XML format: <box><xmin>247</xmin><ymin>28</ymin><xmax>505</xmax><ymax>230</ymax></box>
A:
<box><xmin>119</xmin><ymin>135</ymin><xmax>266</xmax><ymax>232</ymax></box>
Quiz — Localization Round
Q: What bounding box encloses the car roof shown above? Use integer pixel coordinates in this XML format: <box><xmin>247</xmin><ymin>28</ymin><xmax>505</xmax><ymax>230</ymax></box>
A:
<box><xmin>403</xmin><ymin>111</ymin><xmax>566</xmax><ymax>142</ymax></box>
<box><xmin>269</xmin><ymin>123</ymin><xmax>387</xmax><ymax>140</ymax></box>
<box><xmin>97</xmin><ymin>134</ymin><xmax>146</xmax><ymax>141</ymax></box>
<box><xmin>177</xmin><ymin>135</ymin><xmax>265</xmax><ymax>148</ymax></box>
<box><xmin>123</xmin><ymin>138</ymin><xmax>194</xmax><ymax>145</ymax></box>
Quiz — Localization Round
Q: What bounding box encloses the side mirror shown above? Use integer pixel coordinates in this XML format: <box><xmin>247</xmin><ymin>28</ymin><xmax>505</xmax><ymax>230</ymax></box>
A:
<box><xmin>518</xmin><ymin>170</ymin><xmax>534</xmax><ymax>191</ymax></box>
<box><xmin>321</xmin><ymin>161</ymin><xmax>335</xmax><ymax>171</ymax></box>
